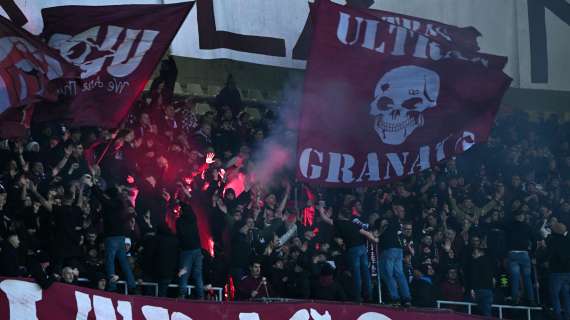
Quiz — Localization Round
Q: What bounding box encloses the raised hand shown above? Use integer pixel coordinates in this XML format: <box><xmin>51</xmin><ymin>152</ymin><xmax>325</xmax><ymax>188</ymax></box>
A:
<box><xmin>205</xmin><ymin>152</ymin><xmax>215</xmax><ymax>164</ymax></box>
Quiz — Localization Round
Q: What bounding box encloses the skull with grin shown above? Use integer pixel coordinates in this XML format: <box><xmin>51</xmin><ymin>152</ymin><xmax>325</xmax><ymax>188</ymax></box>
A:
<box><xmin>369</xmin><ymin>65</ymin><xmax>440</xmax><ymax>145</ymax></box>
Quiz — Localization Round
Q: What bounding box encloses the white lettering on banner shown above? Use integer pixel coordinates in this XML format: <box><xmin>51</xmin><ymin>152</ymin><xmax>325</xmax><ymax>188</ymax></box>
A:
<box><xmin>75</xmin><ymin>291</ymin><xmax>93</xmax><ymax>320</ymax></box>
<box><xmin>336</xmin><ymin>12</ymin><xmax>489</xmax><ymax>67</ymax></box>
<box><xmin>299</xmin><ymin>148</ymin><xmax>323</xmax><ymax>179</ymax></box>
<box><xmin>294</xmin><ymin>309</ymin><xmax>332</xmax><ymax>320</ymax></box>
<box><xmin>0</xmin><ymin>279</ymin><xmax>42</xmax><ymax>320</ymax></box>
<box><xmin>357</xmin><ymin>312</ymin><xmax>393</xmax><ymax>320</ymax></box>
<box><xmin>0</xmin><ymin>279</ymin><xmax>396</xmax><ymax>320</ymax></box>
<box><xmin>57</xmin><ymin>76</ymin><xmax>131</xmax><ymax>96</ymax></box>
<box><xmin>107</xmin><ymin>77</ymin><xmax>130</xmax><ymax>94</ymax></box>
<box><xmin>142</xmin><ymin>305</ymin><xmax>170</xmax><ymax>320</ymax></box>
<box><xmin>47</xmin><ymin>25</ymin><xmax>159</xmax><ymax>79</ymax></box>
<box><xmin>299</xmin><ymin>131</ymin><xmax>475</xmax><ymax>184</ymax></box>
<box><xmin>239</xmin><ymin>313</ymin><xmax>261</xmax><ymax>320</ymax></box>
<box><xmin>171</xmin><ymin>312</ymin><xmax>193</xmax><ymax>320</ymax></box>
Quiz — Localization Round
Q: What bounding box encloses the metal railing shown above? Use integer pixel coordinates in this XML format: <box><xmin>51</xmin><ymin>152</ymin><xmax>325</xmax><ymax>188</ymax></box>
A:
<box><xmin>76</xmin><ymin>278</ymin><xmax>224</xmax><ymax>301</ymax></box>
<box><xmin>436</xmin><ymin>300</ymin><xmax>542</xmax><ymax>320</ymax></box>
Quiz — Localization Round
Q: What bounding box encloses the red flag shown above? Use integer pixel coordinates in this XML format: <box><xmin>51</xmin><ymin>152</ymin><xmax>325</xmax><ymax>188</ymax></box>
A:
<box><xmin>0</xmin><ymin>15</ymin><xmax>78</xmax><ymax>115</ymax></box>
<box><xmin>41</xmin><ymin>2</ymin><xmax>193</xmax><ymax>128</ymax></box>
<box><xmin>296</xmin><ymin>1</ymin><xmax>512</xmax><ymax>187</ymax></box>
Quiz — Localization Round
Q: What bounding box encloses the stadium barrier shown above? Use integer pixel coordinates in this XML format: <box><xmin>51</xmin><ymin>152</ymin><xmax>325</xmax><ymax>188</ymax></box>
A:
<box><xmin>436</xmin><ymin>300</ymin><xmax>542</xmax><ymax>320</ymax></box>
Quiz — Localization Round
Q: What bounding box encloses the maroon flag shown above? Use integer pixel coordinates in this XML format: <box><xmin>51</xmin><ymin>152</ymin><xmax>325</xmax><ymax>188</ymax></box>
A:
<box><xmin>296</xmin><ymin>1</ymin><xmax>512</xmax><ymax>187</ymax></box>
<box><xmin>0</xmin><ymin>277</ymin><xmax>491</xmax><ymax>320</ymax></box>
<box><xmin>41</xmin><ymin>2</ymin><xmax>193</xmax><ymax>128</ymax></box>
<box><xmin>0</xmin><ymin>15</ymin><xmax>78</xmax><ymax>116</ymax></box>
<box><xmin>361</xmin><ymin>6</ymin><xmax>483</xmax><ymax>53</ymax></box>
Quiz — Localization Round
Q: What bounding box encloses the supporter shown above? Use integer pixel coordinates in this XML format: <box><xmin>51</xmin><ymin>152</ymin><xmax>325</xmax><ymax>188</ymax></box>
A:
<box><xmin>0</xmin><ymin>74</ymin><xmax>569</xmax><ymax>320</ymax></box>
<box><xmin>544</xmin><ymin>221</ymin><xmax>570</xmax><ymax>320</ymax></box>
<box><xmin>237</xmin><ymin>261</ymin><xmax>270</xmax><ymax>300</ymax></box>
<box><xmin>464</xmin><ymin>238</ymin><xmax>495</xmax><ymax>317</ymax></box>
<box><xmin>410</xmin><ymin>263</ymin><xmax>436</xmax><ymax>308</ymax></box>
<box><xmin>438</xmin><ymin>267</ymin><xmax>464</xmax><ymax>302</ymax></box>
<box><xmin>0</xmin><ymin>233</ymin><xmax>24</xmax><ymax>276</ymax></box>
<box><xmin>61</xmin><ymin>266</ymin><xmax>79</xmax><ymax>285</ymax></box>
<box><xmin>378</xmin><ymin>204</ymin><xmax>411</xmax><ymax>306</ymax></box>
<box><xmin>177</xmin><ymin>195</ymin><xmax>204</xmax><ymax>299</ymax></box>
<box><xmin>504</xmin><ymin>209</ymin><xmax>537</xmax><ymax>305</ymax></box>
<box><xmin>311</xmin><ymin>263</ymin><xmax>347</xmax><ymax>301</ymax></box>
<box><xmin>92</xmin><ymin>185</ymin><xmax>138</xmax><ymax>293</ymax></box>
<box><xmin>319</xmin><ymin>205</ymin><xmax>378</xmax><ymax>302</ymax></box>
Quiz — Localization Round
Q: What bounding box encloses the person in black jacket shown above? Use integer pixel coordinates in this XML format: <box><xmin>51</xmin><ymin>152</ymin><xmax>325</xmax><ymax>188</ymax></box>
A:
<box><xmin>52</xmin><ymin>191</ymin><xmax>82</xmax><ymax>271</ymax></box>
<box><xmin>504</xmin><ymin>209</ymin><xmax>536</xmax><ymax>305</ymax></box>
<box><xmin>319</xmin><ymin>206</ymin><xmax>378</xmax><ymax>302</ymax></box>
<box><xmin>545</xmin><ymin>221</ymin><xmax>570</xmax><ymax>320</ymax></box>
<box><xmin>0</xmin><ymin>233</ymin><xmax>24</xmax><ymax>276</ymax></box>
<box><xmin>93</xmin><ymin>186</ymin><xmax>137</xmax><ymax>292</ymax></box>
<box><xmin>410</xmin><ymin>263</ymin><xmax>436</xmax><ymax>308</ymax></box>
<box><xmin>312</xmin><ymin>263</ymin><xmax>347</xmax><ymax>301</ymax></box>
<box><xmin>378</xmin><ymin>204</ymin><xmax>412</xmax><ymax>306</ymax></box>
<box><xmin>464</xmin><ymin>246</ymin><xmax>495</xmax><ymax>317</ymax></box>
<box><xmin>177</xmin><ymin>200</ymin><xmax>204</xmax><ymax>299</ymax></box>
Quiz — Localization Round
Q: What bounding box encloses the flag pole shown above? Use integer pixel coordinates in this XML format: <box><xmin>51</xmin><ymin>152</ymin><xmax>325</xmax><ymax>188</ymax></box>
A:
<box><xmin>95</xmin><ymin>126</ymin><xmax>126</xmax><ymax>166</ymax></box>
<box><xmin>376</xmin><ymin>243</ymin><xmax>382</xmax><ymax>304</ymax></box>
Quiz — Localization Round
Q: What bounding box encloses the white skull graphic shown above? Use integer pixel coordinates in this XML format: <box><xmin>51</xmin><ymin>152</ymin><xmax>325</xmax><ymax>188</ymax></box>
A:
<box><xmin>369</xmin><ymin>65</ymin><xmax>440</xmax><ymax>145</ymax></box>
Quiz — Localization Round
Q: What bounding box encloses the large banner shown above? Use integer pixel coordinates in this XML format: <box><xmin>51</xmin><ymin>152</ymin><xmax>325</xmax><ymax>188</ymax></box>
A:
<box><xmin>0</xmin><ymin>278</ymin><xmax>484</xmax><ymax>320</ymax></box>
<box><xmin>40</xmin><ymin>2</ymin><xmax>192</xmax><ymax>127</ymax></box>
<box><xmin>296</xmin><ymin>1</ymin><xmax>511</xmax><ymax>187</ymax></box>
<box><xmin>2</xmin><ymin>0</ymin><xmax>569</xmax><ymax>91</ymax></box>
<box><xmin>0</xmin><ymin>15</ymin><xmax>77</xmax><ymax>113</ymax></box>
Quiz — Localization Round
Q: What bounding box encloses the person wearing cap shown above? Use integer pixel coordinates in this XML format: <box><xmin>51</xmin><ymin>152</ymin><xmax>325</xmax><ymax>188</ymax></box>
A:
<box><xmin>503</xmin><ymin>209</ymin><xmax>537</xmax><ymax>305</ymax></box>
<box><xmin>545</xmin><ymin>220</ymin><xmax>570</xmax><ymax>320</ymax></box>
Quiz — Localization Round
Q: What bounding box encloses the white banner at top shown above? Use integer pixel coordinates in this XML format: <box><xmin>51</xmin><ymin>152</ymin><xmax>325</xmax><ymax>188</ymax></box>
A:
<box><xmin>3</xmin><ymin>0</ymin><xmax>570</xmax><ymax>91</ymax></box>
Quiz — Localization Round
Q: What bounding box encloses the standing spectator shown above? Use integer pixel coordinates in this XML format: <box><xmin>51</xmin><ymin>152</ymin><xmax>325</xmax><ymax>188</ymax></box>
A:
<box><xmin>464</xmin><ymin>245</ymin><xmax>495</xmax><ymax>317</ymax></box>
<box><xmin>504</xmin><ymin>210</ymin><xmax>536</xmax><ymax>305</ymax></box>
<box><xmin>230</xmin><ymin>217</ymin><xmax>255</xmax><ymax>285</ymax></box>
<box><xmin>378</xmin><ymin>204</ymin><xmax>412</xmax><ymax>306</ymax></box>
<box><xmin>319</xmin><ymin>206</ymin><xmax>378</xmax><ymax>302</ymax></box>
<box><xmin>93</xmin><ymin>186</ymin><xmax>137</xmax><ymax>293</ymax></box>
<box><xmin>177</xmin><ymin>200</ymin><xmax>204</xmax><ymax>299</ymax></box>
<box><xmin>545</xmin><ymin>221</ymin><xmax>570</xmax><ymax>320</ymax></box>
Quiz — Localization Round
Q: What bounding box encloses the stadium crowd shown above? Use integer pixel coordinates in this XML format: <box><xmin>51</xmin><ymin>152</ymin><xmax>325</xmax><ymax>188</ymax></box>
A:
<box><xmin>1</xmin><ymin>75</ymin><xmax>570</xmax><ymax>319</ymax></box>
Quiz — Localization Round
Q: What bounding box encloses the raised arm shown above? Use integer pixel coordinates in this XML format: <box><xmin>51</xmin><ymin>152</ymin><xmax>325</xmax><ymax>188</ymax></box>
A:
<box><xmin>319</xmin><ymin>206</ymin><xmax>334</xmax><ymax>226</ymax></box>
<box><xmin>29</xmin><ymin>182</ymin><xmax>52</xmax><ymax>212</ymax></box>
<box><xmin>52</xmin><ymin>145</ymin><xmax>73</xmax><ymax>177</ymax></box>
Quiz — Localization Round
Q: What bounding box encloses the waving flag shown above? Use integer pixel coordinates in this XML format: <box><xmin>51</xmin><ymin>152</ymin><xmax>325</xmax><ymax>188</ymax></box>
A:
<box><xmin>0</xmin><ymin>15</ymin><xmax>77</xmax><ymax>114</ymax></box>
<box><xmin>296</xmin><ymin>1</ymin><xmax>512</xmax><ymax>187</ymax></box>
<box><xmin>41</xmin><ymin>2</ymin><xmax>193</xmax><ymax>128</ymax></box>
